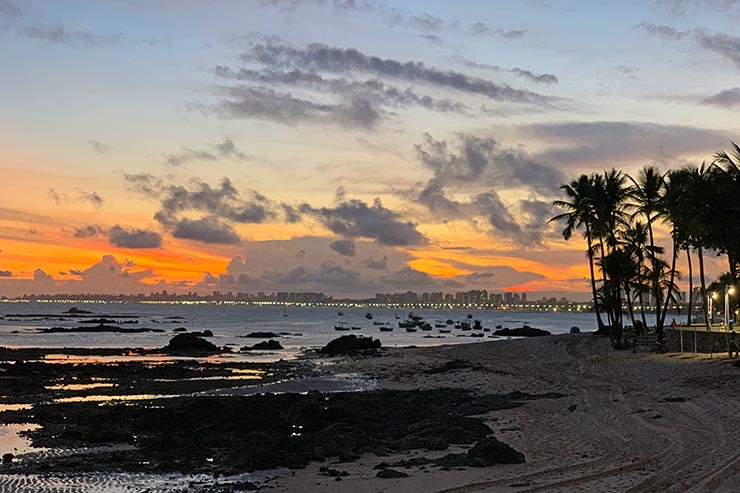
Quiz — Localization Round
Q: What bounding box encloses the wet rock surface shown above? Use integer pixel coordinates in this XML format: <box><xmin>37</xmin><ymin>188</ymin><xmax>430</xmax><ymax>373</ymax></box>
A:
<box><xmin>319</xmin><ymin>335</ymin><xmax>381</xmax><ymax>356</ymax></box>
<box><xmin>162</xmin><ymin>334</ymin><xmax>221</xmax><ymax>356</ymax></box>
<box><xmin>493</xmin><ymin>327</ymin><xmax>551</xmax><ymax>337</ymax></box>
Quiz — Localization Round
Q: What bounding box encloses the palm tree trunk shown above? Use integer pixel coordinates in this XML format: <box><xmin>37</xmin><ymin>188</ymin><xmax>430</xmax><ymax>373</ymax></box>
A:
<box><xmin>686</xmin><ymin>247</ymin><xmax>693</xmax><ymax>326</ymax></box>
<box><xmin>585</xmin><ymin>223</ymin><xmax>605</xmax><ymax>331</ymax></box>
<box><xmin>599</xmin><ymin>239</ymin><xmax>614</xmax><ymax>328</ymax></box>
<box><xmin>698</xmin><ymin>247</ymin><xmax>711</xmax><ymax>332</ymax></box>
<box><xmin>638</xmin><ymin>288</ymin><xmax>648</xmax><ymax>330</ymax></box>
<box><xmin>647</xmin><ymin>220</ymin><xmax>660</xmax><ymax>332</ymax></box>
<box><xmin>625</xmin><ymin>284</ymin><xmax>637</xmax><ymax>328</ymax></box>
<box><xmin>659</xmin><ymin>237</ymin><xmax>679</xmax><ymax>335</ymax></box>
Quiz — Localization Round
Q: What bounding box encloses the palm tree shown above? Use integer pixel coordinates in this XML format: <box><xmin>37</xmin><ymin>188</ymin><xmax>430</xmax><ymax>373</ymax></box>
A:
<box><xmin>628</xmin><ymin>166</ymin><xmax>667</xmax><ymax>339</ymax></box>
<box><xmin>619</xmin><ymin>221</ymin><xmax>651</xmax><ymax>329</ymax></box>
<box><xmin>550</xmin><ymin>174</ymin><xmax>605</xmax><ymax>331</ymax></box>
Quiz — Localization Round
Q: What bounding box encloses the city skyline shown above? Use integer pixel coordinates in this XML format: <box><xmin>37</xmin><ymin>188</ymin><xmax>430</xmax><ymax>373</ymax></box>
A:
<box><xmin>1</xmin><ymin>0</ymin><xmax>738</xmax><ymax>298</ymax></box>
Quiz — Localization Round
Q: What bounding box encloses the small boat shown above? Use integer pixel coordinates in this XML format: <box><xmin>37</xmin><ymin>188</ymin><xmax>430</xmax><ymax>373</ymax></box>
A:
<box><xmin>483</xmin><ymin>328</ymin><xmax>491</xmax><ymax>332</ymax></box>
<box><xmin>454</xmin><ymin>322</ymin><xmax>462</xmax><ymax>329</ymax></box>
<box><xmin>466</xmin><ymin>314</ymin><xmax>473</xmax><ymax>319</ymax></box>
<box><xmin>473</xmin><ymin>320</ymin><xmax>483</xmax><ymax>330</ymax></box>
<box><xmin>337</xmin><ymin>311</ymin><xmax>344</xmax><ymax>316</ymax></box>
<box><xmin>351</xmin><ymin>326</ymin><xmax>362</xmax><ymax>330</ymax></box>
<box><xmin>395</xmin><ymin>314</ymin><xmax>400</xmax><ymax>319</ymax></box>
<box><xmin>495</xmin><ymin>324</ymin><xmax>502</xmax><ymax>329</ymax></box>
<box><xmin>334</xmin><ymin>322</ymin><xmax>351</xmax><ymax>331</ymax></box>
<box><xmin>446</xmin><ymin>319</ymin><xmax>454</xmax><ymax>325</ymax></box>
<box><xmin>399</xmin><ymin>320</ymin><xmax>416</xmax><ymax>328</ymax></box>
<box><xmin>373</xmin><ymin>321</ymin><xmax>385</xmax><ymax>326</ymax></box>
<box><xmin>365</xmin><ymin>312</ymin><xmax>373</xmax><ymax>319</ymax></box>
<box><xmin>471</xmin><ymin>333</ymin><xmax>484</xmax><ymax>338</ymax></box>
<box><xmin>379</xmin><ymin>326</ymin><xmax>393</xmax><ymax>332</ymax></box>
<box><xmin>434</xmin><ymin>321</ymin><xmax>447</xmax><ymax>328</ymax></box>
<box><xmin>405</xmin><ymin>327</ymin><xmax>417</xmax><ymax>332</ymax></box>
<box><xmin>420</xmin><ymin>323</ymin><xmax>432</xmax><ymax>331</ymax></box>
<box><xmin>439</xmin><ymin>329</ymin><xmax>451</xmax><ymax>333</ymax></box>
<box><xmin>460</xmin><ymin>321</ymin><xmax>471</xmax><ymax>331</ymax></box>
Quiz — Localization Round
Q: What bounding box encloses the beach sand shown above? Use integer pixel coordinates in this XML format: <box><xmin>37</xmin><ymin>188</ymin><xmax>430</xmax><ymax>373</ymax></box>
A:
<box><xmin>271</xmin><ymin>334</ymin><xmax>740</xmax><ymax>492</ymax></box>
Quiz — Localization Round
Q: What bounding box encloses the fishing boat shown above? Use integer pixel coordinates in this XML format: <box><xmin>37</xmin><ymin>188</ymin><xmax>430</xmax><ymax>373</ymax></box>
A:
<box><xmin>420</xmin><ymin>323</ymin><xmax>432</xmax><ymax>331</ymax></box>
<box><xmin>365</xmin><ymin>312</ymin><xmax>373</xmax><ymax>319</ymax></box>
<box><xmin>351</xmin><ymin>326</ymin><xmax>362</xmax><ymax>330</ymax></box>
<box><xmin>372</xmin><ymin>321</ymin><xmax>385</xmax><ymax>326</ymax></box>
<box><xmin>460</xmin><ymin>321</ymin><xmax>471</xmax><ymax>331</ymax></box>
<box><xmin>399</xmin><ymin>320</ymin><xmax>416</xmax><ymax>328</ymax></box>
<box><xmin>405</xmin><ymin>327</ymin><xmax>417</xmax><ymax>332</ymax></box>
<box><xmin>379</xmin><ymin>326</ymin><xmax>393</xmax><ymax>332</ymax></box>
<box><xmin>439</xmin><ymin>328</ymin><xmax>451</xmax><ymax>333</ymax></box>
<box><xmin>334</xmin><ymin>322</ymin><xmax>351</xmax><ymax>331</ymax></box>
<box><xmin>434</xmin><ymin>320</ymin><xmax>447</xmax><ymax>328</ymax></box>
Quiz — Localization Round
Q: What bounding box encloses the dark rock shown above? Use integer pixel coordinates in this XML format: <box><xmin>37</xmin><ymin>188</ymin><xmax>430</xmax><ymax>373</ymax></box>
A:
<box><xmin>244</xmin><ymin>332</ymin><xmax>281</xmax><ymax>339</ymax></box>
<box><xmin>465</xmin><ymin>436</ymin><xmax>525</xmax><ymax>466</ymax></box>
<box><xmin>568</xmin><ymin>404</ymin><xmax>578</xmax><ymax>412</ymax></box>
<box><xmin>173</xmin><ymin>327</ymin><xmax>187</xmax><ymax>332</ymax></box>
<box><xmin>319</xmin><ymin>335</ymin><xmax>381</xmax><ymax>356</ymax></box>
<box><xmin>162</xmin><ymin>334</ymin><xmax>220</xmax><ymax>355</ymax></box>
<box><xmin>493</xmin><ymin>327</ymin><xmax>551</xmax><ymax>337</ymax></box>
<box><xmin>243</xmin><ymin>340</ymin><xmax>283</xmax><ymax>351</ymax></box>
<box><xmin>2</xmin><ymin>453</ymin><xmax>13</xmax><ymax>463</ymax></box>
<box><xmin>376</xmin><ymin>468</ymin><xmax>408</xmax><ymax>478</ymax></box>
<box><xmin>570</xmin><ymin>326</ymin><xmax>581</xmax><ymax>334</ymax></box>
<box><xmin>39</xmin><ymin>325</ymin><xmax>164</xmax><ymax>334</ymax></box>
<box><xmin>189</xmin><ymin>330</ymin><xmax>214</xmax><ymax>337</ymax></box>
<box><xmin>318</xmin><ymin>466</ymin><xmax>348</xmax><ymax>477</ymax></box>
<box><xmin>65</xmin><ymin>307</ymin><xmax>92</xmax><ymax>314</ymax></box>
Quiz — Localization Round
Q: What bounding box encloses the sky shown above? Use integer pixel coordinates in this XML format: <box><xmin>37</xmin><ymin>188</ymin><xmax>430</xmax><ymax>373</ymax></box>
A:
<box><xmin>0</xmin><ymin>0</ymin><xmax>738</xmax><ymax>299</ymax></box>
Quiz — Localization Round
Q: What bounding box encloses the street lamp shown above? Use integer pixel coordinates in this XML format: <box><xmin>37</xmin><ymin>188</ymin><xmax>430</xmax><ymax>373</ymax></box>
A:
<box><xmin>725</xmin><ymin>286</ymin><xmax>736</xmax><ymax>330</ymax></box>
<box><xmin>710</xmin><ymin>292</ymin><xmax>717</xmax><ymax>326</ymax></box>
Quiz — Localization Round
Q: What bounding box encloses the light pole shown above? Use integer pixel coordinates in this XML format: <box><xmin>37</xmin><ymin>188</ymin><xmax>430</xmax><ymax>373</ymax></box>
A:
<box><xmin>710</xmin><ymin>292</ymin><xmax>717</xmax><ymax>326</ymax></box>
<box><xmin>725</xmin><ymin>286</ymin><xmax>736</xmax><ymax>330</ymax></box>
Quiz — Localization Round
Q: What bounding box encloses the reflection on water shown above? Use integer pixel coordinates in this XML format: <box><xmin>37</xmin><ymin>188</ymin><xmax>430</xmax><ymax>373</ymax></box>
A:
<box><xmin>55</xmin><ymin>393</ymin><xmax>180</xmax><ymax>404</ymax></box>
<box><xmin>0</xmin><ymin>423</ymin><xmax>44</xmax><ymax>456</ymax></box>
<box><xmin>45</xmin><ymin>382</ymin><xmax>116</xmax><ymax>391</ymax></box>
<box><xmin>0</xmin><ymin>403</ymin><xmax>33</xmax><ymax>412</ymax></box>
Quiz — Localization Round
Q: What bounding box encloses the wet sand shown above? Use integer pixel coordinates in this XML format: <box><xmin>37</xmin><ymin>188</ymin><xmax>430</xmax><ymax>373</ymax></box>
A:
<box><xmin>2</xmin><ymin>334</ymin><xmax>740</xmax><ymax>491</ymax></box>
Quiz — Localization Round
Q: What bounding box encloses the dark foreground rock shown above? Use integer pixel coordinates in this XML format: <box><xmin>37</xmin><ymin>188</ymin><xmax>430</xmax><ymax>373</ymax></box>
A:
<box><xmin>0</xmin><ymin>389</ymin><xmax>557</xmax><ymax>475</ymax></box>
<box><xmin>242</xmin><ymin>340</ymin><xmax>283</xmax><ymax>351</ymax></box>
<box><xmin>493</xmin><ymin>327</ymin><xmax>551</xmax><ymax>337</ymax></box>
<box><xmin>377</xmin><ymin>468</ymin><xmax>408</xmax><ymax>478</ymax></box>
<box><xmin>244</xmin><ymin>332</ymin><xmax>281</xmax><ymax>338</ymax></box>
<box><xmin>466</xmin><ymin>436</ymin><xmax>525</xmax><ymax>466</ymax></box>
<box><xmin>162</xmin><ymin>334</ymin><xmax>220</xmax><ymax>355</ymax></box>
<box><xmin>319</xmin><ymin>335</ymin><xmax>381</xmax><ymax>356</ymax></box>
<box><xmin>39</xmin><ymin>324</ymin><xmax>165</xmax><ymax>334</ymax></box>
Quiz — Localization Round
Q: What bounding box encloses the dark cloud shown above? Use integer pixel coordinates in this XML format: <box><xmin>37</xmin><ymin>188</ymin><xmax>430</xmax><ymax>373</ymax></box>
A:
<box><xmin>209</xmin><ymin>85</ymin><xmax>381</xmax><ymax>129</ymax></box>
<box><xmin>415</xmin><ymin>132</ymin><xmax>564</xmax><ymax>193</ymax></box>
<box><xmin>261</xmin><ymin>261</ymin><xmax>361</xmax><ymax>285</ymax></box>
<box><xmin>695</xmin><ymin>30</ymin><xmax>740</xmax><ymax>69</ymax></box>
<box><xmin>88</xmin><ymin>139</ymin><xmax>111</xmax><ymax>154</ymax></box>
<box><xmin>73</xmin><ymin>225</ymin><xmax>103</xmax><ymax>238</ymax></box>
<box><xmin>0</xmin><ymin>270</ymin><xmax>12</xmax><ymax>277</ymax></box>
<box><xmin>469</xmin><ymin>23</ymin><xmax>526</xmax><ymax>39</ymax></box>
<box><xmin>123</xmin><ymin>173</ymin><xmax>163</xmax><ymax>196</ymax></box>
<box><xmin>701</xmin><ymin>87</ymin><xmax>740</xmax><ymax>108</ymax></box>
<box><xmin>636</xmin><ymin>22</ymin><xmax>689</xmax><ymax>40</ymax></box>
<box><xmin>108</xmin><ymin>225</ymin><xmax>162</xmax><ymax>249</ymax></box>
<box><xmin>214</xmin><ymin>66</ymin><xmax>468</xmax><ymax>114</ymax></box>
<box><xmin>451</xmin><ymin>56</ymin><xmax>558</xmax><ymax>85</ymax></box>
<box><xmin>419</xmin><ymin>34</ymin><xmax>444</xmax><ymax>46</ymax></box>
<box><xmin>656</xmin><ymin>0</ymin><xmax>740</xmax><ymax>16</ymax></box>
<box><xmin>511</xmin><ymin>67</ymin><xmax>558</xmax><ymax>84</ymax></box>
<box><xmin>301</xmin><ymin>195</ymin><xmax>426</xmax><ymax>246</ymax></box>
<box><xmin>21</xmin><ymin>25</ymin><xmax>122</xmax><ymax>45</ymax></box>
<box><xmin>521</xmin><ymin>121</ymin><xmax>733</xmax><ymax>166</ymax></box>
<box><xmin>329</xmin><ymin>239</ymin><xmax>356</xmax><ymax>256</ymax></box>
<box><xmin>48</xmin><ymin>188</ymin><xmax>104</xmax><ymax>208</ymax></box>
<box><xmin>172</xmin><ymin>217</ymin><xmax>241</xmax><ymax>245</ymax></box>
<box><xmin>164</xmin><ymin>137</ymin><xmax>252</xmax><ymax>166</ymax></box>
<box><xmin>407</xmin><ymin>13</ymin><xmax>444</xmax><ymax>32</ymax></box>
<box><xmin>381</xmin><ymin>265</ymin><xmax>436</xmax><ymax>288</ymax></box>
<box><xmin>0</xmin><ymin>1</ymin><xmax>21</xmax><ymax>16</ymax></box>
<box><xmin>363</xmin><ymin>255</ymin><xmax>388</xmax><ymax>270</ymax></box>
<box><xmin>243</xmin><ymin>43</ymin><xmax>554</xmax><ymax>105</ymax></box>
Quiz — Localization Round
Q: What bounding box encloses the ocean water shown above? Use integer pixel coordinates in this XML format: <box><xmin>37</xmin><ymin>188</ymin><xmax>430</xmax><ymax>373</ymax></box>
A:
<box><xmin>0</xmin><ymin>302</ymin><xmax>611</xmax><ymax>361</ymax></box>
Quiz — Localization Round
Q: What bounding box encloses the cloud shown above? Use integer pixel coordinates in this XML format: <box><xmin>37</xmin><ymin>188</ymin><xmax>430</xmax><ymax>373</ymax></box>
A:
<box><xmin>88</xmin><ymin>139</ymin><xmax>112</xmax><ymax>154</ymax></box>
<box><xmin>301</xmin><ymin>194</ymin><xmax>426</xmax><ymax>246</ymax></box>
<box><xmin>469</xmin><ymin>22</ymin><xmax>527</xmax><ymax>39</ymax></box>
<box><xmin>164</xmin><ymin>137</ymin><xmax>252</xmax><ymax>166</ymax></box>
<box><xmin>21</xmin><ymin>25</ymin><xmax>122</xmax><ymax>45</ymax></box>
<box><xmin>108</xmin><ymin>225</ymin><xmax>162</xmax><ymax>249</ymax></box>
<box><xmin>363</xmin><ymin>255</ymin><xmax>388</xmax><ymax>270</ymax></box>
<box><xmin>636</xmin><ymin>22</ymin><xmax>689</xmax><ymax>40</ymax></box>
<box><xmin>329</xmin><ymin>239</ymin><xmax>356</xmax><ymax>256</ymax></box>
<box><xmin>172</xmin><ymin>217</ymin><xmax>241</xmax><ymax>245</ymax></box>
<box><xmin>213</xmin><ymin>66</ymin><xmax>468</xmax><ymax>115</ymax></box>
<box><xmin>520</xmin><ymin>120</ymin><xmax>733</xmax><ymax>166</ymax></box>
<box><xmin>381</xmin><ymin>265</ymin><xmax>436</xmax><ymax>288</ymax></box>
<box><xmin>451</xmin><ymin>56</ymin><xmax>559</xmax><ymax>85</ymax></box>
<box><xmin>48</xmin><ymin>188</ymin><xmax>104</xmax><ymax>208</ymax></box>
<box><xmin>73</xmin><ymin>225</ymin><xmax>103</xmax><ymax>238</ymax></box>
<box><xmin>0</xmin><ymin>270</ymin><xmax>12</xmax><ymax>277</ymax></box>
<box><xmin>407</xmin><ymin>13</ymin><xmax>444</xmax><ymax>32</ymax></box>
<box><xmin>701</xmin><ymin>87</ymin><xmax>740</xmax><ymax>108</ymax></box>
<box><xmin>261</xmin><ymin>260</ymin><xmax>361</xmax><ymax>285</ymax></box>
<box><xmin>0</xmin><ymin>1</ymin><xmax>21</xmax><ymax>17</ymax></box>
<box><xmin>243</xmin><ymin>42</ymin><xmax>554</xmax><ymax>105</ymax></box>
<box><xmin>695</xmin><ymin>30</ymin><xmax>740</xmax><ymax>69</ymax></box>
<box><xmin>415</xmin><ymin>132</ymin><xmax>564</xmax><ymax>193</ymax></box>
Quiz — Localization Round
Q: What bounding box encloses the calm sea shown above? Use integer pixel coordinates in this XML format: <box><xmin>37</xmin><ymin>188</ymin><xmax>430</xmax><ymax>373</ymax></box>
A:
<box><xmin>0</xmin><ymin>302</ymin><xmax>631</xmax><ymax>361</ymax></box>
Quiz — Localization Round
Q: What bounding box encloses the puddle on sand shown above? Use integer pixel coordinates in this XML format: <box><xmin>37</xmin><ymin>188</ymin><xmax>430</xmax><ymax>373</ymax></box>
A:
<box><xmin>0</xmin><ymin>423</ymin><xmax>44</xmax><ymax>457</ymax></box>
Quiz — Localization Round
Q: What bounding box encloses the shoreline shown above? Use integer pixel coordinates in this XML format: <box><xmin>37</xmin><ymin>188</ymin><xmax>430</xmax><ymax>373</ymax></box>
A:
<box><xmin>1</xmin><ymin>334</ymin><xmax>739</xmax><ymax>491</ymax></box>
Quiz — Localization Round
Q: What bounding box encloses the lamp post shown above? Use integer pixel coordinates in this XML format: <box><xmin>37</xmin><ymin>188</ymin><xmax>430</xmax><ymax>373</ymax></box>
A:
<box><xmin>725</xmin><ymin>286</ymin><xmax>736</xmax><ymax>330</ymax></box>
<box><xmin>710</xmin><ymin>292</ymin><xmax>717</xmax><ymax>326</ymax></box>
